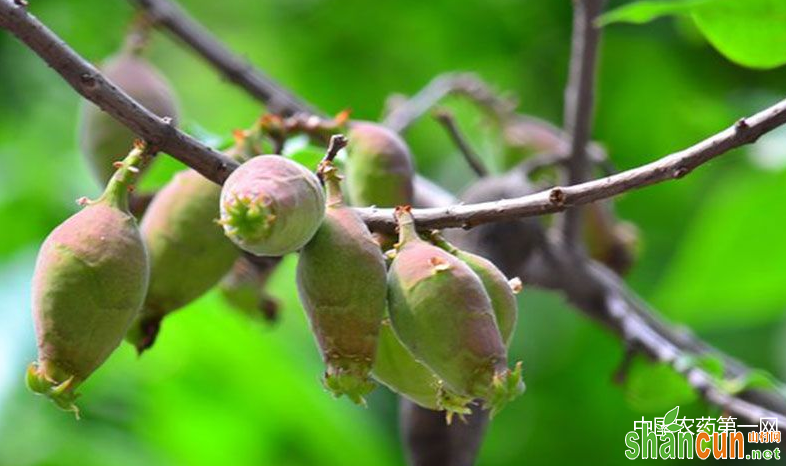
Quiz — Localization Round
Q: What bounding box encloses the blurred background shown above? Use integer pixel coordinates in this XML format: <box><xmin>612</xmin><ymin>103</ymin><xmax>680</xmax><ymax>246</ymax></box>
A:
<box><xmin>1</xmin><ymin>0</ymin><xmax>786</xmax><ymax>464</ymax></box>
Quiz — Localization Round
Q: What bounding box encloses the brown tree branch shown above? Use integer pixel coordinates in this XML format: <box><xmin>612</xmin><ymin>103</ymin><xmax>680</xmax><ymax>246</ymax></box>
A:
<box><xmin>20</xmin><ymin>0</ymin><xmax>779</xmax><ymax>235</ymax></box>
<box><xmin>0</xmin><ymin>0</ymin><xmax>238</xmax><ymax>184</ymax></box>
<box><xmin>5</xmin><ymin>0</ymin><xmax>785</xmax><ymax>430</ymax></box>
<box><xmin>562</xmin><ymin>0</ymin><xmax>607</xmax><ymax>246</ymax></box>
<box><xmin>529</xmin><ymin>240</ymin><xmax>786</xmax><ymax>426</ymax></box>
<box><xmin>127</xmin><ymin>0</ymin><xmax>319</xmax><ymax>117</ymax></box>
<box><xmin>426</xmin><ymin>184</ymin><xmax>786</xmax><ymax>427</ymax></box>
<box><xmin>358</xmin><ymin>98</ymin><xmax>786</xmax><ymax>231</ymax></box>
<box><xmin>382</xmin><ymin>72</ymin><xmax>613</xmax><ymax>172</ymax></box>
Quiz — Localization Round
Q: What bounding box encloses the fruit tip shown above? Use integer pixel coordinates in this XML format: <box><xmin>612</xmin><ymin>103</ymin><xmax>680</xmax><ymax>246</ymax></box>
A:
<box><xmin>25</xmin><ymin>362</ymin><xmax>81</xmax><ymax>417</ymax></box>
<box><xmin>484</xmin><ymin>362</ymin><xmax>525</xmax><ymax>418</ymax></box>
<box><xmin>323</xmin><ymin>365</ymin><xmax>376</xmax><ymax>406</ymax></box>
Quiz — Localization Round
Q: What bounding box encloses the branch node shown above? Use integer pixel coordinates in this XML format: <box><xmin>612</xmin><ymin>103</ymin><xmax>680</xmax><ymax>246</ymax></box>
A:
<box><xmin>672</xmin><ymin>167</ymin><xmax>689</xmax><ymax>179</ymax></box>
<box><xmin>735</xmin><ymin>118</ymin><xmax>749</xmax><ymax>130</ymax></box>
<box><xmin>79</xmin><ymin>73</ymin><xmax>97</xmax><ymax>88</ymax></box>
<box><xmin>549</xmin><ymin>187</ymin><xmax>566</xmax><ymax>206</ymax></box>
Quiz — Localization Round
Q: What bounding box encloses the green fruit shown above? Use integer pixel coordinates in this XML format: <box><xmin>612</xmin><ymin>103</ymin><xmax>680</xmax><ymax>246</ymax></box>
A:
<box><xmin>126</xmin><ymin>166</ymin><xmax>239</xmax><ymax>353</ymax></box>
<box><xmin>78</xmin><ymin>52</ymin><xmax>178</xmax><ymax>185</ymax></box>
<box><xmin>28</xmin><ymin>145</ymin><xmax>150</xmax><ymax>416</ymax></box>
<box><xmin>296</xmin><ymin>163</ymin><xmax>386</xmax><ymax>404</ymax></box>
<box><xmin>387</xmin><ymin>208</ymin><xmax>524</xmax><ymax>416</ymax></box>
<box><xmin>373</xmin><ymin>319</ymin><xmax>472</xmax><ymax>419</ymax></box>
<box><xmin>345</xmin><ymin>121</ymin><xmax>414</xmax><ymax>208</ymax></box>
<box><xmin>430</xmin><ymin>232</ymin><xmax>521</xmax><ymax>347</ymax></box>
<box><xmin>219</xmin><ymin>155</ymin><xmax>325</xmax><ymax>256</ymax></box>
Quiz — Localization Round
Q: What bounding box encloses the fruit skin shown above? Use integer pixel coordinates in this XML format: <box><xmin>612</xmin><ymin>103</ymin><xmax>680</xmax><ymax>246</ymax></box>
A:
<box><xmin>430</xmin><ymin>232</ymin><xmax>520</xmax><ymax>347</ymax></box>
<box><xmin>78</xmin><ymin>52</ymin><xmax>178</xmax><ymax>185</ymax></box>
<box><xmin>387</xmin><ymin>208</ymin><xmax>523</xmax><ymax>415</ymax></box>
<box><xmin>27</xmin><ymin>145</ymin><xmax>150</xmax><ymax>415</ymax></box>
<box><xmin>296</xmin><ymin>163</ymin><xmax>386</xmax><ymax>404</ymax></box>
<box><xmin>126</xmin><ymin>167</ymin><xmax>239</xmax><ymax>353</ymax></box>
<box><xmin>372</xmin><ymin>320</ymin><xmax>472</xmax><ymax>418</ymax></box>
<box><xmin>373</xmin><ymin>320</ymin><xmax>441</xmax><ymax>410</ymax></box>
<box><xmin>219</xmin><ymin>155</ymin><xmax>325</xmax><ymax>256</ymax></box>
<box><xmin>345</xmin><ymin>121</ymin><xmax>414</xmax><ymax>208</ymax></box>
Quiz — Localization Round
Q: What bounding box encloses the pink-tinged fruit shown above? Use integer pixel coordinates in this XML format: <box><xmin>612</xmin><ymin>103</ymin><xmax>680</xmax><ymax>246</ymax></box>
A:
<box><xmin>297</xmin><ymin>163</ymin><xmax>386</xmax><ymax>405</ymax></box>
<box><xmin>27</xmin><ymin>144</ymin><xmax>150</xmax><ymax>416</ymax></box>
<box><xmin>387</xmin><ymin>207</ymin><xmax>524</xmax><ymax>416</ymax></box>
<box><xmin>219</xmin><ymin>155</ymin><xmax>325</xmax><ymax>256</ymax></box>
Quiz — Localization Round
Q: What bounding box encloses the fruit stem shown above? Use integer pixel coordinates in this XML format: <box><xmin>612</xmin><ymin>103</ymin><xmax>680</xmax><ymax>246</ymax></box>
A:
<box><xmin>318</xmin><ymin>162</ymin><xmax>345</xmax><ymax>208</ymax></box>
<box><xmin>428</xmin><ymin>230</ymin><xmax>458</xmax><ymax>254</ymax></box>
<box><xmin>394</xmin><ymin>206</ymin><xmax>421</xmax><ymax>246</ymax></box>
<box><xmin>99</xmin><ymin>140</ymin><xmax>148</xmax><ymax>212</ymax></box>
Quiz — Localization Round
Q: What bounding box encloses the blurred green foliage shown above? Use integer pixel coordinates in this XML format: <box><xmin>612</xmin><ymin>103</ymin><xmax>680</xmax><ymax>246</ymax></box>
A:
<box><xmin>1</xmin><ymin>0</ymin><xmax>785</xmax><ymax>465</ymax></box>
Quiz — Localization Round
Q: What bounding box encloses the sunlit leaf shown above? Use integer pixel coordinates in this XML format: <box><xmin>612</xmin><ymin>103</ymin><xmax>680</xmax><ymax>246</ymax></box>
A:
<box><xmin>602</xmin><ymin>0</ymin><xmax>786</xmax><ymax>69</ymax></box>
<box><xmin>598</xmin><ymin>0</ymin><xmax>713</xmax><ymax>26</ymax></box>
<box><xmin>691</xmin><ymin>0</ymin><xmax>786</xmax><ymax>69</ymax></box>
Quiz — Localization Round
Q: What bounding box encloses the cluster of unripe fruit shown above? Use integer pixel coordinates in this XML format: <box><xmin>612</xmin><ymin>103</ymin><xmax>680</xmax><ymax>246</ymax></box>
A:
<box><xmin>26</xmin><ymin>46</ymin><xmax>525</xmax><ymax>421</ymax></box>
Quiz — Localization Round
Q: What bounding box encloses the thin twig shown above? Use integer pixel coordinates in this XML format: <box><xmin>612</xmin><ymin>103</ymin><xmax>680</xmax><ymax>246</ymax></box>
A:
<box><xmin>429</xmin><ymin>184</ymin><xmax>786</xmax><ymax>427</ymax></box>
<box><xmin>383</xmin><ymin>72</ymin><xmax>516</xmax><ymax>133</ymax></box>
<box><xmin>0</xmin><ymin>0</ymin><xmax>238</xmax><ymax>184</ymax></box>
<box><xmin>322</xmin><ymin>134</ymin><xmax>348</xmax><ymax>164</ymax></box>
<box><xmin>358</xmin><ymin>99</ymin><xmax>786</xmax><ymax>231</ymax></box>
<box><xmin>382</xmin><ymin>72</ymin><xmax>611</xmax><ymax>173</ymax></box>
<box><xmin>126</xmin><ymin>0</ymin><xmax>318</xmax><ymax>117</ymax></box>
<box><xmin>6</xmin><ymin>5</ymin><xmax>785</xmax><ymax>233</ymax></box>
<box><xmin>433</xmin><ymin>109</ymin><xmax>488</xmax><ymax>177</ymax></box>
<box><xmin>562</xmin><ymin>0</ymin><xmax>607</xmax><ymax>247</ymax></box>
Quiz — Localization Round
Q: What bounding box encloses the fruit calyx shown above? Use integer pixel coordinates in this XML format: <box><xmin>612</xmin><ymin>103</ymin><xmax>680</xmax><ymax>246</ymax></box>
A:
<box><xmin>26</xmin><ymin>362</ymin><xmax>80</xmax><ymax>418</ymax></box>
<box><xmin>436</xmin><ymin>382</ymin><xmax>474</xmax><ymax>424</ymax></box>
<box><xmin>323</xmin><ymin>358</ymin><xmax>377</xmax><ymax>406</ymax></box>
<box><xmin>218</xmin><ymin>192</ymin><xmax>277</xmax><ymax>245</ymax></box>
<box><xmin>482</xmin><ymin>361</ymin><xmax>525</xmax><ymax>418</ymax></box>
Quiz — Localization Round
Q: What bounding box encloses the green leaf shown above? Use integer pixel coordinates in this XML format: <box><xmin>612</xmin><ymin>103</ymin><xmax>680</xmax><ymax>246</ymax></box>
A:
<box><xmin>691</xmin><ymin>0</ymin><xmax>786</xmax><ymax>69</ymax></box>
<box><xmin>663</xmin><ymin>405</ymin><xmax>679</xmax><ymax>425</ymax></box>
<box><xmin>667</xmin><ymin>423</ymin><xmax>683</xmax><ymax>432</ymax></box>
<box><xmin>598</xmin><ymin>0</ymin><xmax>713</xmax><ymax>26</ymax></box>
